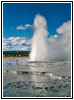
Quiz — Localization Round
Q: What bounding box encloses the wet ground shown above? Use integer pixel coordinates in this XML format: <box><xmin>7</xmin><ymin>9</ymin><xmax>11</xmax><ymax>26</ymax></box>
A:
<box><xmin>3</xmin><ymin>57</ymin><xmax>71</xmax><ymax>97</ymax></box>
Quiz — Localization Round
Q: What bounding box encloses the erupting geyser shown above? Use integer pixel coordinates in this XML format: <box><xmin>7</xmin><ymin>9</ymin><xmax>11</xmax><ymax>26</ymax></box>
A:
<box><xmin>30</xmin><ymin>14</ymin><xmax>49</xmax><ymax>61</ymax></box>
<box><xmin>30</xmin><ymin>14</ymin><xmax>71</xmax><ymax>61</ymax></box>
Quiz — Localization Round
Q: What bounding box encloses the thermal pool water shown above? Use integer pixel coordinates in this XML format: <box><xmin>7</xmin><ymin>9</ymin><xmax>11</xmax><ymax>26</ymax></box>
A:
<box><xmin>3</xmin><ymin>57</ymin><xmax>71</xmax><ymax>97</ymax></box>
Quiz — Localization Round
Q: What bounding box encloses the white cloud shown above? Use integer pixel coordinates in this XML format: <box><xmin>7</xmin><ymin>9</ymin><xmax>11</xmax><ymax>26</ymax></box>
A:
<box><xmin>21</xmin><ymin>46</ymin><xmax>31</xmax><ymax>51</ymax></box>
<box><xmin>8</xmin><ymin>37</ymin><xmax>15</xmax><ymax>40</ymax></box>
<box><xmin>3</xmin><ymin>37</ymin><xmax>31</xmax><ymax>51</ymax></box>
<box><xmin>16</xmin><ymin>24</ymin><xmax>31</xmax><ymax>30</ymax></box>
<box><xmin>12</xmin><ymin>37</ymin><xmax>21</xmax><ymax>43</ymax></box>
<box><xmin>3</xmin><ymin>43</ymin><xmax>8</xmax><ymax>46</ymax></box>
<box><xmin>21</xmin><ymin>47</ymin><xmax>28</xmax><ymax>51</ymax></box>
<box><xmin>24</xmin><ymin>24</ymin><xmax>31</xmax><ymax>27</ymax></box>
<box><xmin>19</xmin><ymin>40</ymin><xmax>26</xmax><ymax>45</ymax></box>
<box><xmin>12</xmin><ymin>42</ymin><xmax>18</xmax><ymax>46</ymax></box>
<box><xmin>26</xmin><ymin>40</ymin><xmax>31</xmax><ymax>45</ymax></box>
<box><xmin>16</xmin><ymin>25</ymin><xmax>25</xmax><ymax>30</ymax></box>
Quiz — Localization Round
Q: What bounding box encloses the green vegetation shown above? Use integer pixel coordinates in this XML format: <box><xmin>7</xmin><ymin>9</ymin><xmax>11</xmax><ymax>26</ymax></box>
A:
<box><xmin>3</xmin><ymin>51</ymin><xmax>30</xmax><ymax>57</ymax></box>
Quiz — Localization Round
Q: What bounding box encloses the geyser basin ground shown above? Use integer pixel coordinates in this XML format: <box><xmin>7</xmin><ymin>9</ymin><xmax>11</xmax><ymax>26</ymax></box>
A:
<box><xmin>3</xmin><ymin>57</ymin><xmax>71</xmax><ymax>97</ymax></box>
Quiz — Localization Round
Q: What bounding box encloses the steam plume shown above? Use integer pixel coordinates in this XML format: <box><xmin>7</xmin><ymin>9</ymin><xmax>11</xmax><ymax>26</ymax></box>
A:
<box><xmin>30</xmin><ymin>14</ymin><xmax>71</xmax><ymax>61</ymax></box>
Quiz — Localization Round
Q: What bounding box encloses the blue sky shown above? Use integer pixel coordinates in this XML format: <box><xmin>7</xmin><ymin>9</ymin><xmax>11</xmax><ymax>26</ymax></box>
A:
<box><xmin>3</xmin><ymin>3</ymin><xmax>71</xmax><ymax>51</ymax></box>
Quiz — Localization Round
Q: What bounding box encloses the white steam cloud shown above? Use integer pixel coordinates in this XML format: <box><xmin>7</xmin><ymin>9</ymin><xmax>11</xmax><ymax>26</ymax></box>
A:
<box><xmin>30</xmin><ymin>14</ymin><xmax>71</xmax><ymax>61</ymax></box>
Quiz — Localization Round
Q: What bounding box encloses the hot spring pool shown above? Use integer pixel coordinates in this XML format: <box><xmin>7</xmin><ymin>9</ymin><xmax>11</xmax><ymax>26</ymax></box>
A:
<box><xmin>3</xmin><ymin>57</ymin><xmax>71</xmax><ymax>97</ymax></box>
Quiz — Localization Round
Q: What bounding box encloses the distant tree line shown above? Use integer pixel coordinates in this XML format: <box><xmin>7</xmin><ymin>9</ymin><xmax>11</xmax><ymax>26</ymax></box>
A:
<box><xmin>3</xmin><ymin>51</ymin><xmax>30</xmax><ymax>57</ymax></box>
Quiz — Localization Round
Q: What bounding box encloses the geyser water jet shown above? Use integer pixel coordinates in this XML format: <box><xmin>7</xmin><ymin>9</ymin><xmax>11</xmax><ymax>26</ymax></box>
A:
<box><xmin>30</xmin><ymin>14</ymin><xmax>71</xmax><ymax>61</ymax></box>
<box><xmin>30</xmin><ymin>14</ymin><xmax>49</xmax><ymax>61</ymax></box>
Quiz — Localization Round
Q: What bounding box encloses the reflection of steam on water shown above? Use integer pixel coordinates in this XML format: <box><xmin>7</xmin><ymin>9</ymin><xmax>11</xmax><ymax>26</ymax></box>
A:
<box><xmin>4</xmin><ymin>70</ymin><xmax>70</xmax><ymax>80</ymax></box>
<box><xmin>30</xmin><ymin>14</ymin><xmax>71</xmax><ymax>61</ymax></box>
